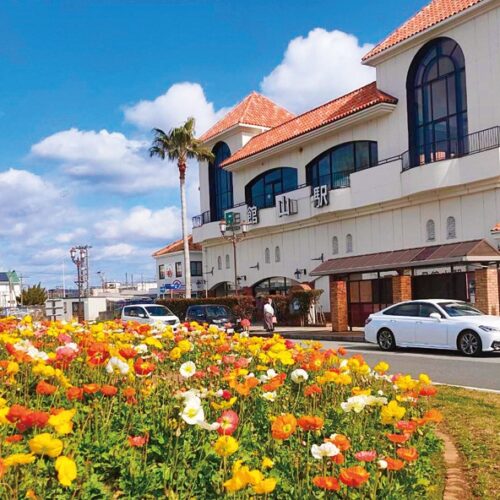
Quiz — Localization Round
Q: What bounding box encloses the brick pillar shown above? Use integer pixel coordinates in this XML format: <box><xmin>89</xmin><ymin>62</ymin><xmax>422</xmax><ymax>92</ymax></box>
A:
<box><xmin>392</xmin><ymin>273</ymin><xmax>412</xmax><ymax>304</ymax></box>
<box><xmin>475</xmin><ymin>267</ymin><xmax>499</xmax><ymax>315</ymax></box>
<box><xmin>330</xmin><ymin>276</ymin><xmax>348</xmax><ymax>332</ymax></box>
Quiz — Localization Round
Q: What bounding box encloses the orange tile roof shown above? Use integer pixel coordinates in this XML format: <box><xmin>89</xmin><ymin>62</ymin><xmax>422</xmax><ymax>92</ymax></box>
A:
<box><xmin>221</xmin><ymin>83</ymin><xmax>397</xmax><ymax>167</ymax></box>
<box><xmin>363</xmin><ymin>0</ymin><xmax>484</xmax><ymax>62</ymax></box>
<box><xmin>199</xmin><ymin>92</ymin><xmax>295</xmax><ymax>143</ymax></box>
<box><xmin>491</xmin><ymin>223</ymin><xmax>500</xmax><ymax>232</ymax></box>
<box><xmin>152</xmin><ymin>235</ymin><xmax>202</xmax><ymax>257</ymax></box>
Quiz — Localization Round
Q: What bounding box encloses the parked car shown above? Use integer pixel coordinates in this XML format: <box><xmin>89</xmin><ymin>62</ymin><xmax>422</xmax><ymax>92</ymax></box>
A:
<box><xmin>121</xmin><ymin>304</ymin><xmax>180</xmax><ymax>327</ymax></box>
<box><xmin>365</xmin><ymin>299</ymin><xmax>500</xmax><ymax>356</ymax></box>
<box><xmin>185</xmin><ymin>304</ymin><xmax>243</xmax><ymax>333</ymax></box>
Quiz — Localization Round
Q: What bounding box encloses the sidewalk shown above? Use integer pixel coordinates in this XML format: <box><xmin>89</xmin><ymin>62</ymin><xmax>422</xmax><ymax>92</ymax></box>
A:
<box><xmin>249</xmin><ymin>325</ymin><xmax>365</xmax><ymax>343</ymax></box>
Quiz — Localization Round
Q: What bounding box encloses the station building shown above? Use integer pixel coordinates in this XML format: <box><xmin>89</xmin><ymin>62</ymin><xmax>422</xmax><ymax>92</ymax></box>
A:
<box><xmin>192</xmin><ymin>0</ymin><xmax>500</xmax><ymax>331</ymax></box>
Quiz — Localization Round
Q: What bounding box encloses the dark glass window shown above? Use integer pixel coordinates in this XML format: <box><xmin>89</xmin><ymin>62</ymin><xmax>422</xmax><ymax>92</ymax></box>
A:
<box><xmin>418</xmin><ymin>303</ymin><xmax>442</xmax><ymax>318</ymax></box>
<box><xmin>390</xmin><ymin>303</ymin><xmax>420</xmax><ymax>317</ymax></box>
<box><xmin>175</xmin><ymin>262</ymin><xmax>182</xmax><ymax>277</ymax></box>
<box><xmin>158</xmin><ymin>264</ymin><xmax>165</xmax><ymax>280</ymax></box>
<box><xmin>209</xmin><ymin>142</ymin><xmax>233</xmax><ymax>221</ymax></box>
<box><xmin>245</xmin><ymin>167</ymin><xmax>298</xmax><ymax>209</ymax></box>
<box><xmin>306</xmin><ymin>141</ymin><xmax>378</xmax><ymax>190</ymax></box>
<box><xmin>190</xmin><ymin>261</ymin><xmax>203</xmax><ymax>277</ymax></box>
<box><xmin>407</xmin><ymin>38</ymin><xmax>467</xmax><ymax>167</ymax></box>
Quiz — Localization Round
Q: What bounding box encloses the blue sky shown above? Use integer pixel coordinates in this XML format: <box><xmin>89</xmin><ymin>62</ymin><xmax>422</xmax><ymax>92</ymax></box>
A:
<box><xmin>0</xmin><ymin>0</ymin><xmax>425</xmax><ymax>287</ymax></box>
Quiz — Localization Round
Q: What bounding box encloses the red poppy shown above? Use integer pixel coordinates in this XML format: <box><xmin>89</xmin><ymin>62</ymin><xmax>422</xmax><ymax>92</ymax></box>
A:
<box><xmin>128</xmin><ymin>434</ymin><xmax>148</xmax><ymax>447</ymax></box>
<box><xmin>217</xmin><ymin>410</ymin><xmax>239</xmax><ymax>436</ymax></box>
<box><xmin>16</xmin><ymin>410</ymin><xmax>49</xmax><ymax>432</ymax></box>
<box><xmin>100</xmin><ymin>384</ymin><xmax>118</xmax><ymax>397</ymax></box>
<box><xmin>134</xmin><ymin>358</ymin><xmax>155</xmax><ymax>376</ymax></box>
<box><xmin>297</xmin><ymin>415</ymin><xmax>324</xmax><ymax>431</ymax></box>
<box><xmin>419</xmin><ymin>385</ymin><xmax>437</xmax><ymax>397</ymax></box>
<box><xmin>339</xmin><ymin>466</ymin><xmax>370</xmax><ymax>488</ymax></box>
<box><xmin>387</xmin><ymin>433</ymin><xmax>410</xmax><ymax>444</ymax></box>
<box><xmin>395</xmin><ymin>420</ymin><xmax>417</xmax><ymax>433</ymax></box>
<box><xmin>83</xmin><ymin>383</ymin><xmax>101</xmax><ymax>395</ymax></box>
<box><xmin>66</xmin><ymin>386</ymin><xmax>84</xmax><ymax>401</ymax></box>
<box><xmin>354</xmin><ymin>450</ymin><xmax>377</xmax><ymax>462</ymax></box>
<box><xmin>312</xmin><ymin>476</ymin><xmax>340</xmax><ymax>491</ymax></box>
<box><xmin>5</xmin><ymin>434</ymin><xmax>23</xmax><ymax>444</ymax></box>
<box><xmin>396</xmin><ymin>447</ymin><xmax>419</xmax><ymax>462</ymax></box>
<box><xmin>6</xmin><ymin>404</ymin><xmax>29</xmax><ymax>424</ymax></box>
<box><xmin>86</xmin><ymin>342</ymin><xmax>110</xmax><ymax>366</ymax></box>
<box><xmin>119</xmin><ymin>347</ymin><xmax>137</xmax><ymax>360</ymax></box>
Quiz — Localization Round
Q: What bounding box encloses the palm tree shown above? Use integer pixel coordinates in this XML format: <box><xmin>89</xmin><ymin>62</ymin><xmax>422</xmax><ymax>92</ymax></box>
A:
<box><xmin>149</xmin><ymin>117</ymin><xmax>214</xmax><ymax>298</ymax></box>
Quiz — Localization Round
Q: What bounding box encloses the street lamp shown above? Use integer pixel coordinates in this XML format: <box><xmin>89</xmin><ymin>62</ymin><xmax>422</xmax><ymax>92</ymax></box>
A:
<box><xmin>219</xmin><ymin>217</ymin><xmax>248</xmax><ymax>296</ymax></box>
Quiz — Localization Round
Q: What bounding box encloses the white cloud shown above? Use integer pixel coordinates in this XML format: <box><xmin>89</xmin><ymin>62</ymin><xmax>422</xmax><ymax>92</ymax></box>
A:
<box><xmin>54</xmin><ymin>228</ymin><xmax>88</xmax><ymax>244</ymax></box>
<box><xmin>31</xmin><ymin>128</ymin><xmax>177</xmax><ymax>194</ymax></box>
<box><xmin>95</xmin><ymin>243</ymin><xmax>137</xmax><ymax>260</ymax></box>
<box><xmin>124</xmin><ymin>82</ymin><xmax>227</xmax><ymax>136</ymax></box>
<box><xmin>94</xmin><ymin>205</ymin><xmax>182</xmax><ymax>242</ymax></box>
<box><xmin>261</xmin><ymin>29</ymin><xmax>375</xmax><ymax>113</ymax></box>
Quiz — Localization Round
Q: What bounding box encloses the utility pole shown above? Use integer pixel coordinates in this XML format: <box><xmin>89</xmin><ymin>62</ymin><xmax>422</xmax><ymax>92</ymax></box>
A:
<box><xmin>18</xmin><ymin>273</ymin><xmax>29</xmax><ymax>307</ymax></box>
<box><xmin>70</xmin><ymin>245</ymin><xmax>91</xmax><ymax>322</ymax></box>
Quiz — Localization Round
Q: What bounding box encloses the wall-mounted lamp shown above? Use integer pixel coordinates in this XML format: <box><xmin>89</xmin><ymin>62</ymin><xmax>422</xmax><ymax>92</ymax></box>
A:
<box><xmin>294</xmin><ymin>268</ymin><xmax>307</xmax><ymax>280</ymax></box>
<box><xmin>249</xmin><ymin>263</ymin><xmax>260</xmax><ymax>270</ymax></box>
<box><xmin>204</xmin><ymin>266</ymin><xmax>214</xmax><ymax>276</ymax></box>
<box><xmin>237</xmin><ymin>275</ymin><xmax>247</xmax><ymax>283</ymax></box>
<box><xmin>311</xmin><ymin>253</ymin><xmax>324</xmax><ymax>263</ymax></box>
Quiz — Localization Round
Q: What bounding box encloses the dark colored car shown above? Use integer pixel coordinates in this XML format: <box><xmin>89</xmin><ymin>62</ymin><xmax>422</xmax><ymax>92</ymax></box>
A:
<box><xmin>185</xmin><ymin>304</ymin><xmax>243</xmax><ymax>332</ymax></box>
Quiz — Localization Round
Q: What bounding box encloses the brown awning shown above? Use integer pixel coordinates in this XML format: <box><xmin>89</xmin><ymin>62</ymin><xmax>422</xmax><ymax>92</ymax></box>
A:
<box><xmin>311</xmin><ymin>239</ymin><xmax>500</xmax><ymax>276</ymax></box>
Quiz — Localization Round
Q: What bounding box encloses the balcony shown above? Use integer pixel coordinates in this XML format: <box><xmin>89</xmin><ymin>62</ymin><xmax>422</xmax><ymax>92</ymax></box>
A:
<box><xmin>402</xmin><ymin>126</ymin><xmax>500</xmax><ymax>171</ymax></box>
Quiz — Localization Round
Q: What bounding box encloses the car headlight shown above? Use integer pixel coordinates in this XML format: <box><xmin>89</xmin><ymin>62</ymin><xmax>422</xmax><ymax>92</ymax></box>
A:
<box><xmin>479</xmin><ymin>325</ymin><xmax>500</xmax><ymax>332</ymax></box>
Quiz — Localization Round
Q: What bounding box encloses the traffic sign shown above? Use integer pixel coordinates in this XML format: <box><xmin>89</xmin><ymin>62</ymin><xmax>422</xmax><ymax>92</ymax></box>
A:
<box><xmin>172</xmin><ymin>280</ymin><xmax>183</xmax><ymax>290</ymax></box>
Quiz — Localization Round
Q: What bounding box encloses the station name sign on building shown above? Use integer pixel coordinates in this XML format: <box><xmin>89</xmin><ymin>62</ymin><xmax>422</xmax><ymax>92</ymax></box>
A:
<box><xmin>312</xmin><ymin>185</ymin><xmax>329</xmax><ymax>209</ymax></box>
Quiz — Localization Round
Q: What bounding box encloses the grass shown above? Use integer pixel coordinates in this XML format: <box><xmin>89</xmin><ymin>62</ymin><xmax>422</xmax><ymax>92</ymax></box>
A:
<box><xmin>433</xmin><ymin>385</ymin><xmax>500</xmax><ymax>499</ymax></box>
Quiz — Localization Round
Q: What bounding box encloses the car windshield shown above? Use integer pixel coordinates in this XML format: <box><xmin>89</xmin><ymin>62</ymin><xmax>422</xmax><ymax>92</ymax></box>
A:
<box><xmin>145</xmin><ymin>306</ymin><xmax>173</xmax><ymax>317</ymax></box>
<box><xmin>440</xmin><ymin>302</ymin><xmax>483</xmax><ymax>317</ymax></box>
<box><xmin>206</xmin><ymin>306</ymin><xmax>231</xmax><ymax>317</ymax></box>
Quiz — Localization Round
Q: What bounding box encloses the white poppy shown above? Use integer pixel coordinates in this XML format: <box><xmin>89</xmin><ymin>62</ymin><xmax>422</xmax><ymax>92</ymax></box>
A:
<box><xmin>180</xmin><ymin>361</ymin><xmax>197</xmax><ymax>378</ymax></box>
<box><xmin>311</xmin><ymin>442</ymin><xmax>340</xmax><ymax>459</ymax></box>
<box><xmin>290</xmin><ymin>369</ymin><xmax>309</xmax><ymax>384</ymax></box>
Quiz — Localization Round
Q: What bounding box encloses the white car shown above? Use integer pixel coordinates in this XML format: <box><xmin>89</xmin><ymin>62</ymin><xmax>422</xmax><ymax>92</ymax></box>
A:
<box><xmin>365</xmin><ymin>299</ymin><xmax>500</xmax><ymax>356</ymax></box>
<box><xmin>121</xmin><ymin>304</ymin><xmax>180</xmax><ymax>327</ymax></box>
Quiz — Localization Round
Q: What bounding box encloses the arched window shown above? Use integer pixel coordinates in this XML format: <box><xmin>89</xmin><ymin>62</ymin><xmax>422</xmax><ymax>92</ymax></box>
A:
<box><xmin>217</xmin><ymin>256</ymin><xmax>222</xmax><ymax>270</ymax></box>
<box><xmin>306</xmin><ymin>141</ymin><xmax>378</xmax><ymax>190</ymax></box>
<box><xmin>426</xmin><ymin>219</ymin><xmax>436</xmax><ymax>241</ymax></box>
<box><xmin>346</xmin><ymin>234</ymin><xmax>353</xmax><ymax>253</ymax></box>
<box><xmin>332</xmin><ymin>236</ymin><xmax>339</xmax><ymax>255</ymax></box>
<box><xmin>275</xmin><ymin>246</ymin><xmax>281</xmax><ymax>263</ymax></box>
<box><xmin>264</xmin><ymin>248</ymin><xmax>270</xmax><ymax>264</ymax></box>
<box><xmin>225</xmin><ymin>254</ymin><xmax>230</xmax><ymax>269</ymax></box>
<box><xmin>245</xmin><ymin>167</ymin><xmax>298</xmax><ymax>209</ymax></box>
<box><xmin>407</xmin><ymin>38</ymin><xmax>467</xmax><ymax>167</ymax></box>
<box><xmin>209</xmin><ymin>142</ymin><xmax>233</xmax><ymax>221</ymax></box>
<box><xmin>446</xmin><ymin>216</ymin><xmax>456</xmax><ymax>239</ymax></box>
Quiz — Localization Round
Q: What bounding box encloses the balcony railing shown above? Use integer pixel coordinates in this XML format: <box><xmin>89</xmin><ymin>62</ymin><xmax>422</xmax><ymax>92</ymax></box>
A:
<box><xmin>402</xmin><ymin>126</ymin><xmax>500</xmax><ymax>171</ymax></box>
<box><xmin>192</xmin><ymin>210</ymin><xmax>211</xmax><ymax>228</ymax></box>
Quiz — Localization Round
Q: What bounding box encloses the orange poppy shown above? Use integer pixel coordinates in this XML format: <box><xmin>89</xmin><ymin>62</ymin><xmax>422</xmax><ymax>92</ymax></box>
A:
<box><xmin>5</xmin><ymin>434</ymin><xmax>23</xmax><ymax>444</ymax></box>
<box><xmin>419</xmin><ymin>385</ymin><xmax>437</xmax><ymax>397</ymax></box>
<box><xmin>396</xmin><ymin>447</ymin><xmax>419</xmax><ymax>462</ymax></box>
<box><xmin>312</xmin><ymin>476</ymin><xmax>340</xmax><ymax>491</ymax></box>
<box><xmin>385</xmin><ymin>457</ymin><xmax>405</xmax><ymax>470</ymax></box>
<box><xmin>422</xmin><ymin>409</ymin><xmax>443</xmax><ymax>423</ymax></box>
<box><xmin>339</xmin><ymin>466</ymin><xmax>370</xmax><ymax>488</ymax></box>
<box><xmin>101</xmin><ymin>384</ymin><xmax>118</xmax><ymax>397</ymax></box>
<box><xmin>119</xmin><ymin>347</ymin><xmax>137</xmax><ymax>360</ymax></box>
<box><xmin>326</xmin><ymin>433</ymin><xmax>351</xmax><ymax>451</ymax></box>
<box><xmin>386</xmin><ymin>433</ymin><xmax>410</xmax><ymax>444</ymax></box>
<box><xmin>36</xmin><ymin>380</ymin><xmax>57</xmax><ymax>396</ymax></box>
<box><xmin>262</xmin><ymin>373</ymin><xmax>286</xmax><ymax>392</ymax></box>
<box><xmin>297</xmin><ymin>415</ymin><xmax>324</xmax><ymax>431</ymax></box>
<box><xmin>395</xmin><ymin>420</ymin><xmax>417</xmax><ymax>433</ymax></box>
<box><xmin>83</xmin><ymin>383</ymin><xmax>101</xmax><ymax>395</ymax></box>
<box><xmin>271</xmin><ymin>414</ymin><xmax>297</xmax><ymax>440</ymax></box>
<box><xmin>331</xmin><ymin>453</ymin><xmax>345</xmax><ymax>464</ymax></box>
<box><xmin>304</xmin><ymin>384</ymin><xmax>322</xmax><ymax>397</ymax></box>
<box><xmin>66</xmin><ymin>386</ymin><xmax>84</xmax><ymax>401</ymax></box>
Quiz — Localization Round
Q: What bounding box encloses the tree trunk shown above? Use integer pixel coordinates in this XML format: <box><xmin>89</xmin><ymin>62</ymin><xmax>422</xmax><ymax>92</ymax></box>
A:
<box><xmin>179</xmin><ymin>161</ymin><xmax>191</xmax><ymax>298</ymax></box>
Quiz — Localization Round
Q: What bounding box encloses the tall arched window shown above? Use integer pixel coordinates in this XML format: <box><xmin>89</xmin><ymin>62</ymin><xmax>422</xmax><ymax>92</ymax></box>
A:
<box><xmin>209</xmin><ymin>142</ymin><xmax>233</xmax><ymax>221</ymax></box>
<box><xmin>245</xmin><ymin>167</ymin><xmax>298</xmax><ymax>209</ymax></box>
<box><xmin>332</xmin><ymin>236</ymin><xmax>339</xmax><ymax>255</ymax></box>
<box><xmin>346</xmin><ymin>234</ymin><xmax>353</xmax><ymax>253</ymax></box>
<box><xmin>426</xmin><ymin>219</ymin><xmax>436</xmax><ymax>241</ymax></box>
<box><xmin>407</xmin><ymin>38</ymin><xmax>467</xmax><ymax>167</ymax></box>
<box><xmin>264</xmin><ymin>248</ymin><xmax>270</xmax><ymax>264</ymax></box>
<box><xmin>446</xmin><ymin>216</ymin><xmax>456</xmax><ymax>239</ymax></box>
<box><xmin>275</xmin><ymin>246</ymin><xmax>281</xmax><ymax>263</ymax></box>
<box><xmin>306</xmin><ymin>141</ymin><xmax>378</xmax><ymax>190</ymax></box>
<box><xmin>217</xmin><ymin>256</ymin><xmax>222</xmax><ymax>270</ymax></box>
<box><xmin>225</xmin><ymin>254</ymin><xmax>230</xmax><ymax>269</ymax></box>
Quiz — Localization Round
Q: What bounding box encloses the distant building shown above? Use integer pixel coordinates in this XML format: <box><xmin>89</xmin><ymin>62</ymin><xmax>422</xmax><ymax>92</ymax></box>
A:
<box><xmin>0</xmin><ymin>271</ymin><xmax>21</xmax><ymax>310</ymax></box>
<box><xmin>153</xmin><ymin>236</ymin><xmax>205</xmax><ymax>298</ymax></box>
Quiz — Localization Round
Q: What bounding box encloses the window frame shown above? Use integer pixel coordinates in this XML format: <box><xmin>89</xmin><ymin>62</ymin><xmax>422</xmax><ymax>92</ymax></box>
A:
<box><xmin>190</xmin><ymin>261</ymin><xmax>203</xmax><ymax>277</ymax></box>
<box><xmin>158</xmin><ymin>264</ymin><xmax>165</xmax><ymax>280</ymax></box>
<box><xmin>245</xmin><ymin>167</ymin><xmax>298</xmax><ymax>209</ymax></box>
<box><xmin>175</xmin><ymin>262</ymin><xmax>182</xmax><ymax>278</ymax></box>
<box><xmin>209</xmin><ymin>142</ymin><xmax>233</xmax><ymax>221</ymax></box>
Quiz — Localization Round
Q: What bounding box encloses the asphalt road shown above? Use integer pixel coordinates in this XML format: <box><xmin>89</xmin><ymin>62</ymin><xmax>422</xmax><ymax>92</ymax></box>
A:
<box><xmin>317</xmin><ymin>340</ymin><xmax>500</xmax><ymax>392</ymax></box>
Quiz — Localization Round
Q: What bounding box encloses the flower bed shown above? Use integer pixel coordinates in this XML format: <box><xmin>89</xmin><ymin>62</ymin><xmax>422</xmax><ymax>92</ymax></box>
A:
<box><xmin>0</xmin><ymin>316</ymin><xmax>443</xmax><ymax>498</ymax></box>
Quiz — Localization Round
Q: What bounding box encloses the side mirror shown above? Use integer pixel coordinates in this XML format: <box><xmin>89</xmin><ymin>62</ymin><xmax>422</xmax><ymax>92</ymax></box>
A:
<box><xmin>429</xmin><ymin>312</ymin><xmax>441</xmax><ymax>321</ymax></box>
<box><xmin>138</xmin><ymin>312</ymin><xmax>147</xmax><ymax>318</ymax></box>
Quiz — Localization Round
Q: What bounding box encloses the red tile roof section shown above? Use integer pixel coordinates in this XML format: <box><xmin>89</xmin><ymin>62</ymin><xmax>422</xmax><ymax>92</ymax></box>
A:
<box><xmin>221</xmin><ymin>83</ymin><xmax>397</xmax><ymax>167</ymax></box>
<box><xmin>491</xmin><ymin>223</ymin><xmax>500</xmax><ymax>232</ymax></box>
<box><xmin>152</xmin><ymin>235</ymin><xmax>202</xmax><ymax>257</ymax></box>
<box><xmin>363</xmin><ymin>0</ymin><xmax>484</xmax><ymax>61</ymax></box>
<box><xmin>199</xmin><ymin>92</ymin><xmax>295</xmax><ymax>143</ymax></box>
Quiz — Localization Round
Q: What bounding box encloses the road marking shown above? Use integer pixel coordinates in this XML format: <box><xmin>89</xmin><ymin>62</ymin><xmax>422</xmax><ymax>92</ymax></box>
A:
<box><xmin>433</xmin><ymin>382</ymin><xmax>500</xmax><ymax>394</ymax></box>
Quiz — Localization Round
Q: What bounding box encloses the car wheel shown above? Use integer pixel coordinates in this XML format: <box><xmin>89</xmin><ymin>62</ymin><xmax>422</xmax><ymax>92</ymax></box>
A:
<box><xmin>458</xmin><ymin>330</ymin><xmax>482</xmax><ymax>356</ymax></box>
<box><xmin>377</xmin><ymin>329</ymin><xmax>396</xmax><ymax>351</ymax></box>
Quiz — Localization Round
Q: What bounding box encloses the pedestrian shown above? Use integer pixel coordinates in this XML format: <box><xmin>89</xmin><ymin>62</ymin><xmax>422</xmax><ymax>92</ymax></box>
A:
<box><xmin>263</xmin><ymin>297</ymin><xmax>275</xmax><ymax>332</ymax></box>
